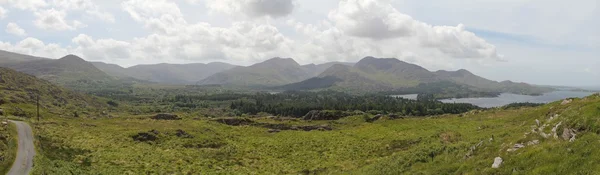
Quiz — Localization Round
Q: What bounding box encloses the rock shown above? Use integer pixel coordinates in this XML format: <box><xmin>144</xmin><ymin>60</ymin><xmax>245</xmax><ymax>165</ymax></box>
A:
<box><xmin>175</xmin><ymin>129</ymin><xmax>193</xmax><ymax>138</ymax></box>
<box><xmin>561</xmin><ymin>99</ymin><xmax>573</xmax><ymax>105</ymax></box>
<box><xmin>0</xmin><ymin>108</ymin><xmax>4</xmax><ymax>116</ymax></box>
<box><xmin>507</xmin><ymin>143</ymin><xmax>525</xmax><ymax>152</ymax></box>
<box><xmin>527</xmin><ymin>140</ymin><xmax>540</xmax><ymax>146</ymax></box>
<box><xmin>539</xmin><ymin>132</ymin><xmax>549</xmax><ymax>138</ymax></box>
<box><xmin>561</xmin><ymin>128</ymin><xmax>576</xmax><ymax>142</ymax></box>
<box><xmin>1</xmin><ymin>121</ymin><xmax>7</xmax><ymax>125</ymax></box>
<box><xmin>492</xmin><ymin>157</ymin><xmax>503</xmax><ymax>168</ymax></box>
<box><xmin>535</xmin><ymin>119</ymin><xmax>540</xmax><ymax>127</ymax></box>
<box><xmin>366</xmin><ymin>114</ymin><xmax>383</xmax><ymax>123</ymax></box>
<box><xmin>132</xmin><ymin>130</ymin><xmax>159</xmax><ymax>142</ymax></box>
<box><xmin>151</xmin><ymin>113</ymin><xmax>181</xmax><ymax>120</ymax></box>
<box><xmin>267</xmin><ymin>129</ymin><xmax>281</xmax><ymax>133</ymax></box>
<box><xmin>551</xmin><ymin>122</ymin><xmax>562</xmax><ymax>139</ymax></box>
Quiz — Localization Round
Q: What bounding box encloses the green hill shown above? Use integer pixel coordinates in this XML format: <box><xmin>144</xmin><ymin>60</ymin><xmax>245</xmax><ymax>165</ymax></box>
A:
<box><xmin>199</xmin><ymin>57</ymin><xmax>313</xmax><ymax>86</ymax></box>
<box><xmin>284</xmin><ymin>57</ymin><xmax>552</xmax><ymax>96</ymax></box>
<box><xmin>92</xmin><ymin>62</ymin><xmax>236</xmax><ymax>84</ymax></box>
<box><xmin>0</xmin><ymin>67</ymin><xmax>107</xmax><ymax>117</ymax></box>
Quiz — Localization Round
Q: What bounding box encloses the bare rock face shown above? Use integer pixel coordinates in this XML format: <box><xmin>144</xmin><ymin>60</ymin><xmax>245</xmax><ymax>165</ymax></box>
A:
<box><xmin>492</xmin><ymin>157</ymin><xmax>503</xmax><ymax>168</ymax></box>
<box><xmin>561</xmin><ymin>128</ymin><xmax>577</xmax><ymax>142</ymax></box>
<box><xmin>561</xmin><ymin>99</ymin><xmax>573</xmax><ymax>105</ymax></box>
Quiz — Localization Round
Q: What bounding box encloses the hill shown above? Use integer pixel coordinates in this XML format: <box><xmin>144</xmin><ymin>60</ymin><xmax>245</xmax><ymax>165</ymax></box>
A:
<box><xmin>0</xmin><ymin>67</ymin><xmax>107</xmax><ymax>117</ymax></box>
<box><xmin>0</xmin><ymin>50</ymin><xmax>45</xmax><ymax>64</ymax></box>
<box><xmin>284</xmin><ymin>57</ymin><xmax>552</xmax><ymax>96</ymax></box>
<box><xmin>199</xmin><ymin>57</ymin><xmax>312</xmax><ymax>86</ymax></box>
<box><xmin>0</xmin><ymin>54</ymin><xmax>113</xmax><ymax>84</ymax></box>
<box><xmin>92</xmin><ymin>62</ymin><xmax>236</xmax><ymax>84</ymax></box>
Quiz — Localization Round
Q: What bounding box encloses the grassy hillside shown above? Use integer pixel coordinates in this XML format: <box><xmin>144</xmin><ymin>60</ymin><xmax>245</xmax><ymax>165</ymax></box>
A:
<box><xmin>0</xmin><ymin>67</ymin><xmax>107</xmax><ymax>118</ymax></box>
<box><xmin>26</xmin><ymin>93</ymin><xmax>600</xmax><ymax>174</ymax></box>
<box><xmin>92</xmin><ymin>62</ymin><xmax>236</xmax><ymax>84</ymax></box>
<box><xmin>287</xmin><ymin>57</ymin><xmax>552</xmax><ymax>96</ymax></box>
<box><xmin>200</xmin><ymin>58</ymin><xmax>313</xmax><ymax>86</ymax></box>
<box><xmin>0</xmin><ymin>50</ymin><xmax>45</xmax><ymax>64</ymax></box>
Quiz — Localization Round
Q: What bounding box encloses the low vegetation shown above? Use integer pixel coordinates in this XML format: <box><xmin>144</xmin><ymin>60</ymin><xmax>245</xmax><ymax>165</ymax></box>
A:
<box><xmin>0</xmin><ymin>120</ymin><xmax>17</xmax><ymax>174</ymax></box>
<box><xmin>23</xmin><ymin>93</ymin><xmax>600</xmax><ymax>174</ymax></box>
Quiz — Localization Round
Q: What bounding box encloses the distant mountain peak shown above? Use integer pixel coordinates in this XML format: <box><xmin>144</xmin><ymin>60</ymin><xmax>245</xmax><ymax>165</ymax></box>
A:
<box><xmin>58</xmin><ymin>54</ymin><xmax>86</xmax><ymax>62</ymax></box>
<box><xmin>259</xmin><ymin>57</ymin><xmax>300</xmax><ymax>67</ymax></box>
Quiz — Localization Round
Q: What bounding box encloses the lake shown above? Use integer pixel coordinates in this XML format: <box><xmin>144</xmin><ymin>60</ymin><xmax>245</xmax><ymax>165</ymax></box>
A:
<box><xmin>440</xmin><ymin>91</ymin><xmax>597</xmax><ymax>108</ymax></box>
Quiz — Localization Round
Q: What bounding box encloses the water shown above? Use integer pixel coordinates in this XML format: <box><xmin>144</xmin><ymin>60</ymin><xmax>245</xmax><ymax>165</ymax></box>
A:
<box><xmin>440</xmin><ymin>91</ymin><xmax>597</xmax><ymax>108</ymax></box>
<box><xmin>391</xmin><ymin>94</ymin><xmax>418</xmax><ymax>100</ymax></box>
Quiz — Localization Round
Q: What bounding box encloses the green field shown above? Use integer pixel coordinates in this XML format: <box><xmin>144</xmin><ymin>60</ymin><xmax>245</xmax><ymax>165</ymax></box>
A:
<box><xmin>24</xmin><ymin>93</ymin><xmax>600</xmax><ymax>174</ymax></box>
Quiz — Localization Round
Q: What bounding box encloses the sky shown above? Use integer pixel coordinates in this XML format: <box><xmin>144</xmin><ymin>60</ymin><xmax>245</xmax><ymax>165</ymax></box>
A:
<box><xmin>0</xmin><ymin>0</ymin><xmax>598</xmax><ymax>87</ymax></box>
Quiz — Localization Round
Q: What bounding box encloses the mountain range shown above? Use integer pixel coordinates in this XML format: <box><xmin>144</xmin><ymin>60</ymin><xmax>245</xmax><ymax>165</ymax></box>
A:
<box><xmin>0</xmin><ymin>49</ymin><xmax>551</xmax><ymax>96</ymax></box>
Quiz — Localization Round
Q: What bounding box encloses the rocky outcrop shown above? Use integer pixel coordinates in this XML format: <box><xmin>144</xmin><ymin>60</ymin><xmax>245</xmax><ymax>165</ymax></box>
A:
<box><xmin>492</xmin><ymin>157</ymin><xmax>503</xmax><ymax>168</ymax></box>
<box><xmin>366</xmin><ymin>114</ymin><xmax>383</xmax><ymax>123</ymax></box>
<box><xmin>561</xmin><ymin>128</ymin><xmax>577</xmax><ymax>142</ymax></box>
<box><xmin>507</xmin><ymin>143</ymin><xmax>525</xmax><ymax>152</ymax></box>
<box><xmin>132</xmin><ymin>130</ymin><xmax>160</xmax><ymax>142</ymax></box>
<box><xmin>561</xmin><ymin>99</ymin><xmax>573</xmax><ymax>105</ymax></box>
<box><xmin>175</xmin><ymin>129</ymin><xmax>193</xmax><ymax>138</ymax></box>
<box><xmin>527</xmin><ymin>140</ymin><xmax>540</xmax><ymax>146</ymax></box>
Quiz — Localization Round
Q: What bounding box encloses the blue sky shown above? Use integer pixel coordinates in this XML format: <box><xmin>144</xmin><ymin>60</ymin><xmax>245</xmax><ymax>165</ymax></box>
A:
<box><xmin>0</xmin><ymin>0</ymin><xmax>598</xmax><ymax>86</ymax></box>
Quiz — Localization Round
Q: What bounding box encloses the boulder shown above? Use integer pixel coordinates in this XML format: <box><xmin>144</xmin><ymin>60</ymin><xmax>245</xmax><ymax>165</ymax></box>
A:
<box><xmin>507</xmin><ymin>143</ymin><xmax>525</xmax><ymax>152</ymax></box>
<box><xmin>132</xmin><ymin>130</ymin><xmax>159</xmax><ymax>142</ymax></box>
<box><xmin>492</xmin><ymin>157</ymin><xmax>503</xmax><ymax>168</ymax></box>
<box><xmin>527</xmin><ymin>140</ymin><xmax>540</xmax><ymax>146</ymax></box>
<box><xmin>561</xmin><ymin>128</ymin><xmax>576</xmax><ymax>142</ymax></box>
<box><xmin>151</xmin><ymin>113</ymin><xmax>181</xmax><ymax>120</ymax></box>
<box><xmin>535</xmin><ymin>119</ymin><xmax>540</xmax><ymax>127</ymax></box>
<box><xmin>175</xmin><ymin>129</ymin><xmax>193</xmax><ymax>138</ymax></box>
<box><xmin>366</xmin><ymin>114</ymin><xmax>383</xmax><ymax>123</ymax></box>
<box><xmin>551</xmin><ymin>122</ymin><xmax>562</xmax><ymax>139</ymax></box>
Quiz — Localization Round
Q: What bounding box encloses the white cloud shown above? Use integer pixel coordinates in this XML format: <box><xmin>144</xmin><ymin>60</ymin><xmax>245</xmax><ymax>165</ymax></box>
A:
<box><xmin>324</xmin><ymin>0</ymin><xmax>500</xmax><ymax>60</ymax></box>
<box><xmin>52</xmin><ymin>0</ymin><xmax>115</xmax><ymax>22</ymax></box>
<box><xmin>0</xmin><ymin>0</ymin><xmax>48</xmax><ymax>11</ymax></box>
<box><xmin>6</xmin><ymin>22</ymin><xmax>27</xmax><ymax>36</ymax></box>
<box><xmin>0</xmin><ymin>37</ymin><xmax>69</xmax><ymax>58</ymax></box>
<box><xmin>0</xmin><ymin>6</ymin><xmax>7</xmax><ymax>19</ymax></box>
<box><xmin>206</xmin><ymin>0</ymin><xmax>295</xmax><ymax>18</ymax></box>
<box><xmin>71</xmin><ymin>34</ymin><xmax>131</xmax><ymax>61</ymax></box>
<box><xmin>34</xmin><ymin>8</ymin><xmax>86</xmax><ymax>31</ymax></box>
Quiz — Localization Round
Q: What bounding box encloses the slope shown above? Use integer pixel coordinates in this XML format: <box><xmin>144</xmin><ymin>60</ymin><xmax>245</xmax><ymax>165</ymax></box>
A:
<box><xmin>199</xmin><ymin>57</ymin><xmax>313</xmax><ymax>86</ymax></box>
<box><xmin>285</xmin><ymin>56</ymin><xmax>551</xmax><ymax>95</ymax></box>
<box><xmin>0</xmin><ymin>67</ymin><xmax>107</xmax><ymax>117</ymax></box>
<box><xmin>0</xmin><ymin>50</ymin><xmax>45</xmax><ymax>64</ymax></box>
<box><xmin>92</xmin><ymin>62</ymin><xmax>236</xmax><ymax>84</ymax></box>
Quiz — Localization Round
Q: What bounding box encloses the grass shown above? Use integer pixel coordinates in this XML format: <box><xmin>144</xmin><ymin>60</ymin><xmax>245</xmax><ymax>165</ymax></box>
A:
<box><xmin>24</xmin><ymin>93</ymin><xmax>600</xmax><ymax>174</ymax></box>
<box><xmin>0</xmin><ymin>119</ymin><xmax>18</xmax><ymax>174</ymax></box>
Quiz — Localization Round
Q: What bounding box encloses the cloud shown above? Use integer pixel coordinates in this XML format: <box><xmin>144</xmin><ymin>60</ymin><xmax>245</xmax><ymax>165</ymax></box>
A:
<box><xmin>0</xmin><ymin>37</ymin><xmax>68</xmax><ymax>58</ymax></box>
<box><xmin>0</xmin><ymin>6</ymin><xmax>6</xmax><ymax>19</ymax></box>
<box><xmin>34</xmin><ymin>8</ymin><xmax>86</xmax><ymax>31</ymax></box>
<box><xmin>6</xmin><ymin>22</ymin><xmax>27</xmax><ymax>36</ymax></box>
<box><xmin>324</xmin><ymin>0</ymin><xmax>501</xmax><ymax>60</ymax></box>
<box><xmin>0</xmin><ymin>0</ymin><xmax>48</xmax><ymax>11</ymax></box>
<box><xmin>71</xmin><ymin>34</ymin><xmax>131</xmax><ymax>61</ymax></box>
<box><xmin>206</xmin><ymin>0</ymin><xmax>295</xmax><ymax>18</ymax></box>
<box><xmin>51</xmin><ymin>0</ymin><xmax>115</xmax><ymax>22</ymax></box>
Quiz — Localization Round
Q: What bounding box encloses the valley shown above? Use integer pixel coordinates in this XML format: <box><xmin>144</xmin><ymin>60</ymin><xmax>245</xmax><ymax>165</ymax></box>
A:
<box><xmin>0</xmin><ymin>50</ymin><xmax>598</xmax><ymax>174</ymax></box>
